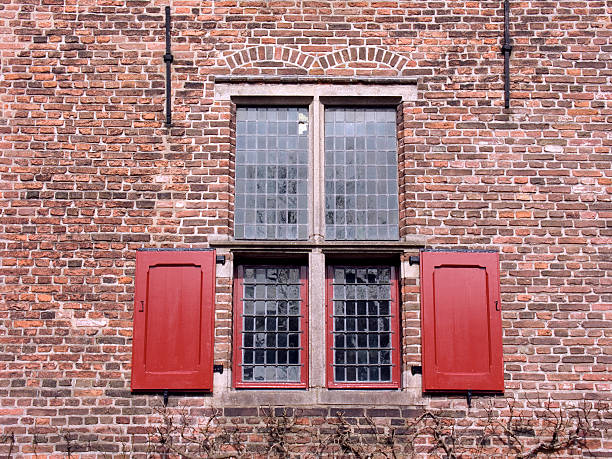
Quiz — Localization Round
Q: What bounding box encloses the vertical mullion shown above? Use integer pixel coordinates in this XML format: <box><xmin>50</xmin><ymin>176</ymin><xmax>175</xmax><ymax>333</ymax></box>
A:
<box><xmin>311</xmin><ymin>97</ymin><xmax>324</xmax><ymax>241</ymax></box>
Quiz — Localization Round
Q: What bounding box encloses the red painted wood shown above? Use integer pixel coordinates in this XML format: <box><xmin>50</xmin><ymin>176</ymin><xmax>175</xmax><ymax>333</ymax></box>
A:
<box><xmin>131</xmin><ymin>250</ymin><xmax>215</xmax><ymax>391</ymax></box>
<box><xmin>420</xmin><ymin>251</ymin><xmax>503</xmax><ymax>392</ymax></box>
<box><xmin>326</xmin><ymin>265</ymin><xmax>401</xmax><ymax>389</ymax></box>
<box><xmin>232</xmin><ymin>265</ymin><xmax>308</xmax><ymax>389</ymax></box>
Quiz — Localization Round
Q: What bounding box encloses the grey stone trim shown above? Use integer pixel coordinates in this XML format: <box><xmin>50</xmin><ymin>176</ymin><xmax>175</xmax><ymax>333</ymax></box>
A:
<box><xmin>214</xmin><ymin>75</ymin><xmax>418</xmax><ymax>85</ymax></box>
<box><xmin>209</xmin><ymin>238</ymin><xmax>427</xmax><ymax>253</ymax></box>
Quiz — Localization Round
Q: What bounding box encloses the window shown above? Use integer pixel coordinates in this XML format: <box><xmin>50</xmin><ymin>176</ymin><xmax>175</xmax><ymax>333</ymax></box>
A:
<box><xmin>326</xmin><ymin>265</ymin><xmax>401</xmax><ymax>388</ymax></box>
<box><xmin>233</xmin><ymin>265</ymin><xmax>308</xmax><ymax>388</ymax></box>
<box><xmin>219</xmin><ymin>83</ymin><xmax>417</xmax><ymax>391</ymax></box>
<box><xmin>324</xmin><ymin>107</ymin><xmax>399</xmax><ymax>241</ymax></box>
<box><xmin>234</xmin><ymin>103</ymin><xmax>399</xmax><ymax>242</ymax></box>
<box><xmin>234</xmin><ymin>107</ymin><xmax>309</xmax><ymax>240</ymax></box>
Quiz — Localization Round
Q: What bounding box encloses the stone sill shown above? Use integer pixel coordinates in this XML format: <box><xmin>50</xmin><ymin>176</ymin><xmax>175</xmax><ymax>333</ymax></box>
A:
<box><xmin>213</xmin><ymin>388</ymin><xmax>424</xmax><ymax>408</ymax></box>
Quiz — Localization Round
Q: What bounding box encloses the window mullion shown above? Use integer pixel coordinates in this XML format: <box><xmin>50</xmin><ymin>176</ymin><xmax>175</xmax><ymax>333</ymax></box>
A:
<box><xmin>311</xmin><ymin>96</ymin><xmax>325</xmax><ymax>241</ymax></box>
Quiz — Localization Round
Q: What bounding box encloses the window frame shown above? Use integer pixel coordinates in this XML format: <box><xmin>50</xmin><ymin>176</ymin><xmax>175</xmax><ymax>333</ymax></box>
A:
<box><xmin>325</xmin><ymin>263</ymin><xmax>401</xmax><ymax>389</ymax></box>
<box><xmin>232</xmin><ymin>263</ymin><xmax>310</xmax><ymax>389</ymax></box>
<box><xmin>214</xmin><ymin>80</ymin><xmax>420</xmax><ymax>393</ymax></box>
<box><xmin>230</xmin><ymin>92</ymin><xmax>408</xmax><ymax>245</ymax></box>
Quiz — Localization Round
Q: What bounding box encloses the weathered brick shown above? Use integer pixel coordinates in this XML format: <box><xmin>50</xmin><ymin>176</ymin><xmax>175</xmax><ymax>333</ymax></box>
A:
<box><xmin>0</xmin><ymin>0</ymin><xmax>609</xmax><ymax>457</ymax></box>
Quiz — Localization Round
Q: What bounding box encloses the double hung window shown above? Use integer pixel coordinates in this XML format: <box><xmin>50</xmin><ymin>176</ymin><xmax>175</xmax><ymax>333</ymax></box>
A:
<box><xmin>231</xmin><ymin>94</ymin><xmax>404</xmax><ymax>389</ymax></box>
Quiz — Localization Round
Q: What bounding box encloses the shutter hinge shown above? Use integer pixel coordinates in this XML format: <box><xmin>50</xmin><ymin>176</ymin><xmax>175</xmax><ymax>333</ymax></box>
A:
<box><xmin>467</xmin><ymin>390</ymin><xmax>472</xmax><ymax>408</ymax></box>
<box><xmin>213</xmin><ymin>365</ymin><xmax>224</xmax><ymax>374</ymax></box>
<box><xmin>215</xmin><ymin>255</ymin><xmax>226</xmax><ymax>265</ymax></box>
<box><xmin>411</xmin><ymin>365</ymin><xmax>422</xmax><ymax>375</ymax></box>
<box><xmin>408</xmin><ymin>256</ymin><xmax>420</xmax><ymax>266</ymax></box>
<box><xmin>163</xmin><ymin>390</ymin><xmax>169</xmax><ymax>407</ymax></box>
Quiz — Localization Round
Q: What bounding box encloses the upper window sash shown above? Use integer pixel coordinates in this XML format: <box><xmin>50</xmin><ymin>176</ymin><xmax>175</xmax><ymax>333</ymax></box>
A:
<box><xmin>233</xmin><ymin>99</ymin><xmax>402</xmax><ymax>242</ymax></box>
<box><xmin>234</xmin><ymin>106</ymin><xmax>310</xmax><ymax>240</ymax></box>
<box><xmin>324</xmin><ymin>106</ymin><xmax>399</xmax><ymax>241</ymax></box>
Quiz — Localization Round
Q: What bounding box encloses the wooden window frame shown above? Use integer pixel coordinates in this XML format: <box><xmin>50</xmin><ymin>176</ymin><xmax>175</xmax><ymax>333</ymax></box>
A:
<box><xmin>232</xmin><ymin>264</ymin><xmax>309</xmax><ymax>389</ymax></box>
<box><xmin>325</xmin><ymin>264</ymin><xmax>401</xmax><ymax>389</ymax></box>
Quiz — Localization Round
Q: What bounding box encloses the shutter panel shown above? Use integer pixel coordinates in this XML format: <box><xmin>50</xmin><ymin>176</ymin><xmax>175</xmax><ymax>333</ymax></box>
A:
<box><xmin>420</xmin><ymin>251</ymin><xmax>503</xmax><ymax>392</ymax></box>
<box><xmin>131</xmin><ymin>250</ymin><xmax>215</xmax><ymax>391</ymax></box>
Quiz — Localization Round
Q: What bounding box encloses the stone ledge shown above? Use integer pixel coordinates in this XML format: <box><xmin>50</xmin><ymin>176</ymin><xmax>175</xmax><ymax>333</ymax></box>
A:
<box><xmin>214</xmin><ymin>75</ymin><xmax>418</xmax><ymax>85</ymax></box>
<box><xmin>210</xmin><ymin>237</ymin><xmax>427</xmax><ymax>254</ymax></box>
<box><xmin>214</xmin><ymin>388</ymin><xmax>424</xmax><ymax>408</ymax></box>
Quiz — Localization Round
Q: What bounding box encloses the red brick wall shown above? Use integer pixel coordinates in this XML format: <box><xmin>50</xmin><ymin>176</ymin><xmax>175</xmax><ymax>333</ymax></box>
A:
<box><xmin>1</xmin><ymin>0</ymin><xmax>610</xmax><ymax>456</ymax></box>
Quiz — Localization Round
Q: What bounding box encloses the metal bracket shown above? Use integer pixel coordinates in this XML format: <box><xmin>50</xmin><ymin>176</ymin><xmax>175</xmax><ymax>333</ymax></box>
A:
<box><xmin>467</xmin><ymin>390</ymin><xmax>472</xmax><ymax>408</ymax></box>
<box><xmin>408</xmin><ymin>256</ymin><xmax>420</xmax><ymax>266</ymax></box>
<box><xmin>411</xmin><ymin>365</ymin><xmax>422</xmax><ymax>375</ymax></box>
<box><xmin>213</xmin><ymin>365</ymin><xmax>224</xmax><ymax>374</ymax></box>
<box><xmin>163</xmin><ymin>390</ymin><xmax>169</xmax><ymax>407</ymax></box>
<box><xmin>216</xmin><ymin>255</ymin><xmax>226</xmax><ymax>265</ymax></box>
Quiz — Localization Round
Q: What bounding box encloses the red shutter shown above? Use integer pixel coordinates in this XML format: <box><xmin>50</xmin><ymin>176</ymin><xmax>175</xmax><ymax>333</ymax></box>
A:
<box><xmin>420</xmin><ymin>251</ymin><xmax>503</xmax><ymax>392</ymax></box>
<box><xmin>131</xmin><ymin>250</ymin><xmax>215</xmax><ymax>391</ymax></box>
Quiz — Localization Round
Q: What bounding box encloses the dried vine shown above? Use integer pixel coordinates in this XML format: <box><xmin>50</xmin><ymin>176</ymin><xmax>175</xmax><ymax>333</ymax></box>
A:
<box><xmin>1</xmin><ymin>398</ymin><xmax>609</xmax><ymax>458</ymax></box>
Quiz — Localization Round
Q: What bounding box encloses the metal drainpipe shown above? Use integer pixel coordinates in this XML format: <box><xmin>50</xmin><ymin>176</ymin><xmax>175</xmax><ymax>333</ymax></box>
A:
<box><xmin>164</xmin><ymin>6</ymin><xmax>174</xmax><ymax>126</ymax></box>
<box><xmin>501</xmin><ymin>0</ymin><xmax>513</xmax><ymax>109</ymax></box>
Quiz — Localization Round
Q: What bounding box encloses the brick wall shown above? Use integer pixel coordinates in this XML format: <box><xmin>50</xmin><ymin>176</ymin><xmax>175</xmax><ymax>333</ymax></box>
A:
<box><xmin>0</xmin><ymin>0</ymin><xmax>610</xmax><ymax>456</ymax></box>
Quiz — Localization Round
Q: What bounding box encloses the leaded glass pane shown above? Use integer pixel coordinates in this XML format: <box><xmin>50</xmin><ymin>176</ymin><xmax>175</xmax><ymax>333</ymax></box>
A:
<box><xmin>235</xmin><ymin>107</ymin><xmax>309</xmax><ymax>240</ymax></box>
<box><xmin>331</xmin><ymin>266</ymin><xmax>394</xmax><ymax>383</ymax></box>
<box><xmin>325</xmin><ymin>108</ymin><xmax>399</xmax><ymax>240</ymax></box>
<box><xmin>241</xmin><ymin>267</ymin><xmax>304</xmax><ymax>383</ymax></box>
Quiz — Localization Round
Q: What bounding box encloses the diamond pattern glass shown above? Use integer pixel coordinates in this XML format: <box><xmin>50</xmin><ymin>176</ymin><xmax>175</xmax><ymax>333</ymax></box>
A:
<box><xmin>331</xmin><ymin>267</ymin><xmax>394</xmax><ymax>383</ymax></box>
<box><xmin>240</xmin><ymin>267</ymin><xmax>304</xmax><ymax>383</ymax></box>
<box><xmin>235</xmin><ymin>107</ymin><xmax>309</xmax><ymax>240</ymax></box>
<box><xmin>324</xmin><ymin>107</ymin><xmax>399</xmax><ymax>240</ymax></box>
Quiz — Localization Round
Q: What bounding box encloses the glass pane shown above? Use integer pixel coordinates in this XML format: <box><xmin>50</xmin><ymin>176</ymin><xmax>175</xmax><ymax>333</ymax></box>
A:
<box><xmin>325</xmin><ymin>107</ymin><xmax>399</xmax><ymax>240</ymax></box>
<box><xmin>240</xmin><ymin>266</ymin><xmax>304</xmax><ymax>383</ymax></box>
<box><xmin>235</xmin><ymin>107</ymin><xmax>309</xmax><ymax>240</ymax></box>
<box><xmin>330</xmin><ymin>266</ymin><xmax>395</xmax><ymax>383</ymax></box>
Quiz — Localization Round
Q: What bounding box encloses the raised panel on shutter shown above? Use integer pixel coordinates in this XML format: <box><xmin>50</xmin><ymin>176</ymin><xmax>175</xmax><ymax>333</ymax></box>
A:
<box><xmin>131</xmin><ymin>250</ymin><xmax>215</xmax><ymax>391</ymax></box>
<box><xmin>420</xmin><ymin>251</ymin><xmax>503</xmax><ymax>392</ymax></box>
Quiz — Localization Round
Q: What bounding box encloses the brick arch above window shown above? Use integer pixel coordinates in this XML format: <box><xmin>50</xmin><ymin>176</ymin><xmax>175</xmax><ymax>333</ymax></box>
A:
<box><xmin>317</xmin><ymin>47</ymin><xmax>408</xmax><ymax>72</ymax></box>
<box><xmin>225</xmin><ymin>46</ymin><xmax>317</xmax><ymax>72</ymax></box>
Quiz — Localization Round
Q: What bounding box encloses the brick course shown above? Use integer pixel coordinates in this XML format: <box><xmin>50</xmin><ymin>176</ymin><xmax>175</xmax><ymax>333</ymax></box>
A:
<box><xmin>1</xmin><ymin>0</ymin><xmax>611</xmax><ymax>456</ymax></box>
